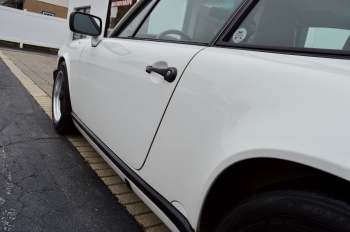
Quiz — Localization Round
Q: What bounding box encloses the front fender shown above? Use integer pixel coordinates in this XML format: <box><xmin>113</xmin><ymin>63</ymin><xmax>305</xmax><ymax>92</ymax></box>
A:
<box><xmin>56</xmin><ymin>39</ymin><xmax>90</xmax><ymax>112</ymax></box>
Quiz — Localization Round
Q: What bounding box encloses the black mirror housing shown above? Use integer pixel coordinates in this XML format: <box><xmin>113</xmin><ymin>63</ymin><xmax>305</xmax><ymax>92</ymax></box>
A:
<box><xmin>69</xmin><ymin>12</ymin><xmax>102</xmax><ymax>37</ymax></box>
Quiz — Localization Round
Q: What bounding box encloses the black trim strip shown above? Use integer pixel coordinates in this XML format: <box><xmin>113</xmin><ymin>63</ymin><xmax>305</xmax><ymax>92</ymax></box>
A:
<box><xmin>71</xmin><ymin>113</ymin><xmax>194</xmax><ymax>232</ymax></box>
<box><xmin>214</xmin><ymin>45</ymin><xmax>350</xmax><ymax>60</ymax></box>
<box><xmin>111</xmin><ymin>36</ymin><xmax>208</xmax><ymax>47</ymax></box>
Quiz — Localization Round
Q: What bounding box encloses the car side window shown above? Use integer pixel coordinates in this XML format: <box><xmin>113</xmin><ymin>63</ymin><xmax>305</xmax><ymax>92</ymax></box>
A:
<box><xmin>115</xmin><ymin>0</ymin><xmax>244</xmax><ymax>44</ymax></box>
<box><xmin>221</xmin><ymin>0</ymin><xmax>350</xmax><ymax>53</ymax></box>
<box><xmin>117</xmin><ymin>2</ymin><xmax>155</xmax><ymax>38</ymax></box>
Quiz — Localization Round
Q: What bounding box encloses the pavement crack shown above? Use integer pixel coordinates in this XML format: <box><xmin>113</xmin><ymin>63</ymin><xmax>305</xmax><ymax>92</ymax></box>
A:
<box><xmin>7</xmin><ymin>137</ymin><xmax>59</xmax><ymax>147</ymax></box>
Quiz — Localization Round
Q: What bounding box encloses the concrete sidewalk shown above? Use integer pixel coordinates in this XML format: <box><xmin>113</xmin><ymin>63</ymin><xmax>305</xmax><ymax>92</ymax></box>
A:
<box><xmin>0</xmin><ymin>48</ymin><xmax>170</xmax><ymax>232</ymax></box>
<box><xmin>2</xmin><ymin>49</ymin><xmax>56</xmax><ymax>97</ymax></box>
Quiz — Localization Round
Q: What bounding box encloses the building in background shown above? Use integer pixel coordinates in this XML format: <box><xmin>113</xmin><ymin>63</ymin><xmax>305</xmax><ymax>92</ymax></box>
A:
<box><xmin>0</xmin><ymin>0</ymin><xmax>69</xmax><ymax>18</ymax></box>
<box><xmin>24</xmin><ymin>0</ymin><xmax>69</xmax><ymax>18</ymax></box>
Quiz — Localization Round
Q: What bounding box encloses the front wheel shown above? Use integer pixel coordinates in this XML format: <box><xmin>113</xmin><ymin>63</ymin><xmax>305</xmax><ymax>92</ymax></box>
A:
<box><xmin>215</xmin><ymin>190</ymin><xmax>350</xmax><ymax>232</ymax></box>
<box><xmin>52</xmin><ymin>61</ymin><xmax>76</xmax><ymax>134</ymax></box>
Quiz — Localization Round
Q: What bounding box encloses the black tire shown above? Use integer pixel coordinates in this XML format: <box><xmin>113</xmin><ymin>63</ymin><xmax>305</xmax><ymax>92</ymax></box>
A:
<box><xmin>215</xmin><ymin>190</ymin><xmax>350</xmax><ymax>232</ymax></box>
<box><xmin>52</xmin><ymin>61</ymin><xmax>76</xmax><ymax>134</ymax></box>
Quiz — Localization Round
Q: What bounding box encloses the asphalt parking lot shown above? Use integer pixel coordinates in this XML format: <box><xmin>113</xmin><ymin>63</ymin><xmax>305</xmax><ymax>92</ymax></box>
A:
<box><xmin>0</xmin><ymin>48</ymin><xmax>169</xmax><ymax>232</ymax></box>
<box><xmin>0</xmin><ymin>56</ymin><xmax>145</xmax><ymax>231</ymax></box>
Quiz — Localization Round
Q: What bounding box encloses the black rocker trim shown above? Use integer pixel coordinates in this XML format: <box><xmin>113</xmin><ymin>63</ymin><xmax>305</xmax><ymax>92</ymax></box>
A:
<box><xmin>71</xmin><ymin>113</ymin><xmax>194</xmax><ymax>232</ymax></box>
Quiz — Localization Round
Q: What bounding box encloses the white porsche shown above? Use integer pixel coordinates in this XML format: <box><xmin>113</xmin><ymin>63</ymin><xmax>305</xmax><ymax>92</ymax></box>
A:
<box><xmin>52</xmin><ymin>0</ymin><xmax>350</xmax><ymax>231</ymax></box>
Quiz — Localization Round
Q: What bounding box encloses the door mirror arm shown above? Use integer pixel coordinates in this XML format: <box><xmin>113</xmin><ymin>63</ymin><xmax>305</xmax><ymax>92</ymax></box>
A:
<box><xmin>91</xmin><ymin>36</ymin><xmax>102</xmax><ymax>47</ymax></box>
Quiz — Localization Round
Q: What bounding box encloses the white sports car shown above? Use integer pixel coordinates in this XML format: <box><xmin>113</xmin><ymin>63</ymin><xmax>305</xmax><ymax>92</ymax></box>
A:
<box><xmin>52</xmin><ymin>0</ymin><xmax>350</xmax><ymax>231</ymax></box>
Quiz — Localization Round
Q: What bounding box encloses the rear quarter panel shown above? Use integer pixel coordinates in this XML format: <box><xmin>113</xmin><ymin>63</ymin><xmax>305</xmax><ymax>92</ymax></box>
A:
<box><xmin>138</xmin><ymin>47</ymin><xmax>350</xmax><ymax>230</ymax></box>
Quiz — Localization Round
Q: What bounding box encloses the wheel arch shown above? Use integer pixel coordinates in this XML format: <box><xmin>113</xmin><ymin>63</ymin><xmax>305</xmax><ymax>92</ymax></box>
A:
<box><xmin>56</xmin><ymin>53</ymin><xmax>70</xmax><ymax>80</ymax></box>
<box><xmin>198</xmin><ymin>155</ymin><xmax>350</xmax><ymax>231</ymax></box>
<box><xmin>55</xmin><ymin>51</ymin><xmax>78</xmax><ymax>111</ymax></box>
<box><xmin>57</xmin><ymin>56</ymin><xmax>66</xmax><ymax>67</ymax></box>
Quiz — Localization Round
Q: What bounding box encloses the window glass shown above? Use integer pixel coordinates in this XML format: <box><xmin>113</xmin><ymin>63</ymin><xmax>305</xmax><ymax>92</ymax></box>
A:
<box><xmin>133</xmin><ymin>0</ymin><xmax>243</xmax><ymax>44</ymax></box>
<box><xmin>74</xmin><ymin>13</ymin><xmax>101</xmax><ymax>35</ymax></box>
<box><xmin>304</xmin><ymin>28</ymin><xmax>350</xmax><ymax>50</ymax></box>
<box><xmin>107</xmin><ymin>0</ymin><xmax>139</xmax><ymax>37</ymax></box>
<box><xmin>225</xmin><ymin>0</ymin><xmax>350</xmax><ymax>52</ymax></box>
<box><xmin>73</xmin><ymin>7</ymin><xmax>92</xmax><ymax>40</ymax></box>
<box><xmin>118</xmin><ymin>2</ymin><xmax>154</xmax><ymax>38</ymax></box>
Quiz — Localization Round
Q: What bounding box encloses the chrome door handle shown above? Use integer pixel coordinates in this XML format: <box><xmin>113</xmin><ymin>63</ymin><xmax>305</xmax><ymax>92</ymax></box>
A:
<box><xmin>146</xmin><ymin>66</ymin><xmax>177</xmax><ymax>83</ymax></box>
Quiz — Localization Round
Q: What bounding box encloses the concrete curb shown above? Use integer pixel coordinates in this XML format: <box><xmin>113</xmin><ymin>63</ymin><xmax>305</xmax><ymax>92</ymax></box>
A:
<box><xmin>0</xmin><ymin>50</ymin><xmax>170</xmax><ymax>232</ymax></box>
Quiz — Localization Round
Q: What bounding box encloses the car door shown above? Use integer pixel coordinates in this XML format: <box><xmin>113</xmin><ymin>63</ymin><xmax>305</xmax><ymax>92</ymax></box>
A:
<box><xmin>76</xmin><ymin>0</ymin><xmax>243</xmax><ymax>169</ymax></box>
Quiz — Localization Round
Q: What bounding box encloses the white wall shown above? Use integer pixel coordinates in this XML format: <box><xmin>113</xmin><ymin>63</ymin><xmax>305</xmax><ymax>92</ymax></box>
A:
<box><xmin>66</xmin><ymin>0</ymin><xmax>110</xmax><ymax>41</ymax></box>
<box><xmin>0</xmin><ymin>5</ymin><xmax>68</xmax><ymax>49</ymax></box>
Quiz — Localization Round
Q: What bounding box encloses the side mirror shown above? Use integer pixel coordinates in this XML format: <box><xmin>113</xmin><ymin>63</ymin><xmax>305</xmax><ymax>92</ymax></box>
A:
<box><xmin>69</xmin><ymin>12</ymin><xmax>102</xmax><ymax>37</ymax></box>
